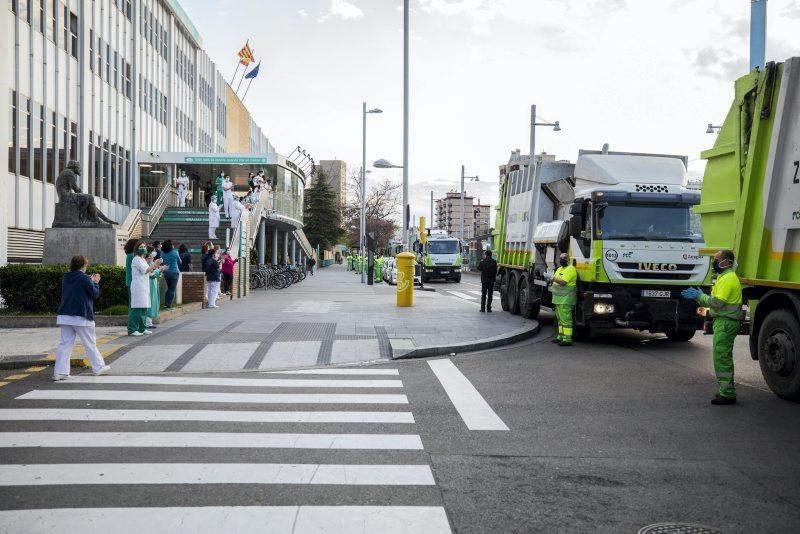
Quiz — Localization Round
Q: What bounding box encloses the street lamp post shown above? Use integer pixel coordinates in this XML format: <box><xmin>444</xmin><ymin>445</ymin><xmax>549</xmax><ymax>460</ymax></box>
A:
<box><xmin>459</xmin><ymin>165</ymin><xmax>479</xmax><ymax>244</ymax></box>
<box><xmin>528</xmin><ymin>104</ymin><xmax>561</xmax><ymax>235</ymax></box>
<box><xmin>402</xmin><ymin>0</ymin><xmax>410</xmax><ymax>250</ymax></box>
<box><xmin>361</xmin><ymin>103</ymin><xmax>383</xmax><ymax>284</ymax></box>
<box><xmin>706</xmin><ymin>123</ymin><xmax>722</xmax><ymax>134</ymax></box>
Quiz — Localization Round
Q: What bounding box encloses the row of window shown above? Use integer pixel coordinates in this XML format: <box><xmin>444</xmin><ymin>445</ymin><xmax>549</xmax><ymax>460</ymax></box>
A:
<box><xmin>111</xmin><ymin>0</ymin><xmax>133</xmax><ymax>21</ymax></box>
<box><xmin>139</xmin><ymin>75</ymin><xmax>168</xmax><ymax>126</ymax></box>
<box><xmin>174</xmin><ymin>107</ymin><xmax>195</xmax><ymax>146</ymax></box>
<box><xmin>8</xmin><ymin>90</ymin><xmax>77</xmax><ymax>184</ymax></box>
<box><xmin>198</xmin><ymin>75</ymin><xmax>213</xmax><ymax>110</ymax></box>
<box><xmin>9</xmin><ymin>0</ymin><xmax>79</xmax><ymax>59</ymax></box>
<box><xmin>140</xmin><ymin>2</ymin><xmax>168</xmax><ymax>60</ymax></box>
<box><xmin>175</xmin><ymin>45</ymin><xmax>196</xmax><ymax>89</ymax></box>
<box><xmin>90</xmin><ymin>30</ymin><xmax>132</xmax><ymax>99</ymax></box>
<box><xmin>89</xmin><ymin>131</ymin><xmax>130</xmax><ymax>205</ymax></box>
<box><xmin>198</xmin><ymin>130</ymin><xmax>213</xmax><ymax>153</ymax></box>
<box><xmin>216</xmin><ymin>97</ymin><xmax>227</xmax><ymax>136</ymax></box>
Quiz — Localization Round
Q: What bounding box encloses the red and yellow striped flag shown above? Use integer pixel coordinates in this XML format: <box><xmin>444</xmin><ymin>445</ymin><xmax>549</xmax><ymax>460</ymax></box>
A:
<box><xmin>238</xmin><ymin>42</ymin><xmax>254</xmax><ymax>66</ymax></box>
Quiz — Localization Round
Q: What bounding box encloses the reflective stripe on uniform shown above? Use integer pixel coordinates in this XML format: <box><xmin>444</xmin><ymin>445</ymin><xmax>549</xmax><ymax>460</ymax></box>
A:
<box><xmin>715</xmin><ymin>371</ymin><xmax>733</xmax><ymax>378</ymax></box>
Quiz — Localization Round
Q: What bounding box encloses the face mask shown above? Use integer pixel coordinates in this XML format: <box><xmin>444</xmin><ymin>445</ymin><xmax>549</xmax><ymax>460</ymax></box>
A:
<box><xmin>712</xmin><ymin>259</ymin><xmax>731</xmax><ymax>274</ymax></box>
<box><xmin>559</xmin><ymin>258</ymin><xmax>569</xmax><ymax>267</ymax></box>
<box><xmin>138</xmin><ymin>247</ymin><xmax>147</xmax><ymax>255</ymax></box>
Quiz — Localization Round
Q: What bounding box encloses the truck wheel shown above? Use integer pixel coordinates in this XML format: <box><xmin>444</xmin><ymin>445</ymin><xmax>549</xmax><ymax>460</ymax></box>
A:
<box><xmin>508</xmin><ymin>272</ymin><xmax>521</xmax><ymax>315</ymax></box>
<box><xmin>665</xmin><ymin>328</ymin><xmax>696</xmax><ymax>342</ymax></box>
<box><xmin>757</xmin><ymin>309</ymin><xmax>800</xmax><ymax>401</ymax></box>
<box><xmin>452</xmin><ymin>275</ymin><xmax>461</xmax><ymax>283</ymax></box>
<box><xmin>500</xmin><ymin>271</ymin><xmax>511</xmax><ymax>312</ymax></box>
<box><xmin>518</xmin><ymin>275</ymin><xmax>540</xmax><ymax>320</ymax></box>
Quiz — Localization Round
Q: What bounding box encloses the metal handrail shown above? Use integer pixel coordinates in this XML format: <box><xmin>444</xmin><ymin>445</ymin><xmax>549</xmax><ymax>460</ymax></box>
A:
<box><xmin>141</xmin><ymin>184</ymin><xmax>177</xmax><ymax>236</ymax></box>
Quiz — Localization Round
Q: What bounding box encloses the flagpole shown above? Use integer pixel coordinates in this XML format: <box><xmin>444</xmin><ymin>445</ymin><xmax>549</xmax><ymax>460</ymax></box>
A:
<box><xmin>230</xmin><ymin>39</ymin><xmax>248</xmax><ymax>84</ymax></box>
<box><xmin>236</xmin><ymin>50</ymin><xmax>253</xmax><ymax>94</ymax></box>
<box><xmin>242</xmin><ymin>78</ymin><xmax>255</xmax><ymax>101</ymax></box>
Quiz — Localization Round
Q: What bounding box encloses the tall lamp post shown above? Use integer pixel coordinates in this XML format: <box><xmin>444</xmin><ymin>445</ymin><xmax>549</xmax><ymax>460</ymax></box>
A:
<box><xmin>361</xmin><ymin>104</ymin><xmax>383</xmax><ymax>284</ymax></box>
<box><xmin>459</xmin><ymin>165</ymin><xmax>479</xmax><ymax>244</ymax></box>
<box><xmin>402</xmin><ymin>0</ymin><xmax>410</xmax><ymax>250</ymax></box>
<box><xmin>528</xmin><ymin>104</ymin><xmax>561</xmax><ymax>235</ymax></box>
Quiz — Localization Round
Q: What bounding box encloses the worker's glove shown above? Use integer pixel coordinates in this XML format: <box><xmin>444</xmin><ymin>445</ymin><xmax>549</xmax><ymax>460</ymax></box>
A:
<box><xmin>681</xmin><ymin>287</ymin><xmax>702</xmax><ymax>300</ymax></box>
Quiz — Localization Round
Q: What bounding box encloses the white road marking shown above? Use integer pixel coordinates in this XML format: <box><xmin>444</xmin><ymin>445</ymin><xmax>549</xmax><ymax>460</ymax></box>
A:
<box><xmin>0</xmin><ymin>409</ymin><xmax>415</xmax><ymax>424</ymax></box>
<box><xmin>66</xmin><ymin>375</ymin><xmax>404</xmax><ymax>389</ymax></box>
<box><xmin>0</xmin><ymin>432</ymin><xmax>425</xmax><ymax>450</ymax></box>
<box><xmin>427</xmin><ymin>359</ymin><xmax>509</xmax><ymax>431</ymax></box>
<box><xmin>17</xmin><ymin>390</ymin><xmax>408</xmax><ymax>404</ymax></box>
<box><xmin>263</xmin><ymin>368</ymin><xmax>399</xmax><ymax>375</ymax></box>
<box><xmin>0</xmin><ymin>463</ymin><xmax>435</xmax><ymax>486</ymax></box>
<box><xmin>447</xmin><ymin>291</ymin><xmax>478</xmax><ymax>300</ymax></box>
<box><xmin>0</xmin><ymin>506</ymin><xmax>452</xmax><ymax>534</ymax></box>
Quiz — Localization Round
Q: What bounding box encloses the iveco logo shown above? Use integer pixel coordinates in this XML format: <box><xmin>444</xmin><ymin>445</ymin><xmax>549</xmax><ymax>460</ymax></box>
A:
<box><xmin>605</xmin><ymin>249</ymin><xmax>618</xmax><ymax>261</ymax></box>
<box><xmin>638</xmin><ymin>263</ymin><xmax>678</xmax><ymax>271</ymax></box>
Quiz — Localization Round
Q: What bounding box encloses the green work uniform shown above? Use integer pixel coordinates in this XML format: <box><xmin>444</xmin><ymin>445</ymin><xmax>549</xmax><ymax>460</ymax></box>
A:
<box><xmin>551</xmin><ymin>264</ymin><xmax>578</xmax><ymax>342</ymax></box>
<box><xmin>215</xmin><ymin>175</ymin><xmax>224</xmax><ymax>205</ymax></box>
<box><xmin>697</xmin><ymin>269</ymin><xmax>744</xmax><ymax>399</ymax></box>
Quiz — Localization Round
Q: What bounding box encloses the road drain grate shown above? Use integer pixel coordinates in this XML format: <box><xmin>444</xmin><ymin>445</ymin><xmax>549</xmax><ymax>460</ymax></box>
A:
<box><xmin>639</xmin><ymin>524</ymin><xmax>723</xmax><ymax>534</ymax></box>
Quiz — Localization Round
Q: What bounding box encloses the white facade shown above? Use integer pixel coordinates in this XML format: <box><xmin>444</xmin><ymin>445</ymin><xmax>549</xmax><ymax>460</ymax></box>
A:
<box><xmin>2</xmin><ymin>0</ymin><xmax>273</xmax><ymax>264</ymax></box>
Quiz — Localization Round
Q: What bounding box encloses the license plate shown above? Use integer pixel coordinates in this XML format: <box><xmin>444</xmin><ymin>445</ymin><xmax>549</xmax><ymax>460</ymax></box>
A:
<box><xmin>642</xmin><ymin>290</ymin><xmax>671</xmax><ymax>298</ymax></box>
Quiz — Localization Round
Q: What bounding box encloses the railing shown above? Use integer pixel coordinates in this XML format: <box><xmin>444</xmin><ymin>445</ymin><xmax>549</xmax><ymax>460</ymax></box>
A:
<box><xmin>141</xmin><ymin>184</ymin><xmax>177</xmax><ymax>236</ymax></box>
<box><xmin>138</xmin><ymin>187</ymin><xmax>164</xmax><ymax>209</ymax></box>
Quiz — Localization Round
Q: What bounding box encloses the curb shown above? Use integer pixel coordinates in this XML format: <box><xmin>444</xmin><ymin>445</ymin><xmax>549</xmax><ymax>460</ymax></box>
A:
<box><xmin>0</xmin><ymin>302</ymin><xmax>202</xmax><ymax>329</ymax></box>
<box><xmin>392</xmin><ymin>321</ymin><xmax>540</xmax><ymax>360</ymax></box>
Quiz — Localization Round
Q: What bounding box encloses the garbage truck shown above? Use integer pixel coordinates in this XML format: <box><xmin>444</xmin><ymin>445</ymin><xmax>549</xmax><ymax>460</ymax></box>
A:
<box><xmin>413</xmin><ymin>230</ymin><xmax>463</xmax><ymax>283</ymax></box>
<box><xmin>696</xmin><ymin>57</ymin><xmax>800</xmax><ymax>400</ymax></box>
<box><xmin>494</xmin><ymin>149</ymin><xmax>711</xmax><ymax>340</ymax></box>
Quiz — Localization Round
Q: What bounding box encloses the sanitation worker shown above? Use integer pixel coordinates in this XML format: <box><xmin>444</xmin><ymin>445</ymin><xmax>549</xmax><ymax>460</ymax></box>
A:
<box><xmin>681</xmin><ymin>249</ymin><xmax>743</xmax><ymax>405</ymax></box>
<box><xmin>549</xmin><ymin>253</ymin><xmax>578</xmax><ymax>346</ymax></box>
<box><xmin>477</xmin><ymin>250</ymin><xmax>497</xmax><ymax>313</ymax></box>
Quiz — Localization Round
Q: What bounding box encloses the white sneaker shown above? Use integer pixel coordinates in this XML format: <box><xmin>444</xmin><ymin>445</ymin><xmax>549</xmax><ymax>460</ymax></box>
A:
<box><xmin>143</xmin><ymin>330</ymin><xmax>153</xmax><ymax>335</ymax></box>
<box><xmin>207</xmin><ymin>305</ymin><xmax>219</xmax><ymax>309</ymax></box>
<box><xmin>93</xmin><ymin>365</ymin><xmax>111</xmax><ymax>376</ymax></box>
<box><xmin>51</xmin><ymin>374</ymin><xmax>69</xmax><ymax>381</ymax></box>
<box><xmin>130</xmin><ymin>331</ymin><xmax>143</xmax><ymax>337</ymax></box>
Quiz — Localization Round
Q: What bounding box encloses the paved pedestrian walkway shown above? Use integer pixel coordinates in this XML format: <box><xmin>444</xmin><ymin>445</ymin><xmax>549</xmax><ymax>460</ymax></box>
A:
<box><xmin>1</xmin><ymin>264</ymin><xmax>536</xmax><ymax>374</ymax></box>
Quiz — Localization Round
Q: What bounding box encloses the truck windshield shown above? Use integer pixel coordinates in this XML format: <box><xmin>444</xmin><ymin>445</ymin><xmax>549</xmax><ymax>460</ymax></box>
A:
<box><xmin>596</xmin><ymin>204</ymin><xmax>702</xmax><ymax>242</ymax></box>
<box><xmin>428</xmin><ymin>241</ymin><xmax>460</xmax><ymax>254</ymax></box>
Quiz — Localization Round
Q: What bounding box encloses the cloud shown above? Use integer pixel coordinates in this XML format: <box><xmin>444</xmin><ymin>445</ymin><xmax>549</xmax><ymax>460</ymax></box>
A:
<box><xmin>297</xmin><ymin>9</ymin><xmax>308</xmax><ymax>18</ymax></box>
<box><xmin>783</xmin><ymin>1</ymin><xmax>800</xmax><ymax>19</ymax></box>
<box><xmin>318</xmin><ymin>0</ymin><xmax>364</xmax><ymax>23</ymax></box>
<box><xmin>692</xmin><ymin>47</ymin><xmax>747</xmax><ymax>81</ymax></box>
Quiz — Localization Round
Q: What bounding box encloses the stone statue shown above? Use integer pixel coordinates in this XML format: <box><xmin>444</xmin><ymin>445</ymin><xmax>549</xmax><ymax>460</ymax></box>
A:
<box><xmin>53</xmin><ymin>160</ymin><xmax>117</xmax><ymax>227</ymax></box>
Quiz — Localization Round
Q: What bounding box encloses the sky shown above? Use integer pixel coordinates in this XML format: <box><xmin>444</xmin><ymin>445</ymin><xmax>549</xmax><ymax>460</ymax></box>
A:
<box><xmin>180</xmin><ymin>0</ymin><xmax>800</xmax><ymax>225</ymax></box>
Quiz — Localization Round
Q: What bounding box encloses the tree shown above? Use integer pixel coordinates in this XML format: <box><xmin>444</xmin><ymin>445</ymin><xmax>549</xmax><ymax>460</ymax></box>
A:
<box><xmin>303</xmin><ymin>169</ymin><xmax>343</xmax><ymax>250</ymax></box>
<box><xmin>344</xmin><ymin>217</ymin><xmax>397</xmax><ymax>252</ymax></box>
<box><xmin>347</xmin><ymin>172</ymin><xmax>402</xmax><ymax>222</ymax></box>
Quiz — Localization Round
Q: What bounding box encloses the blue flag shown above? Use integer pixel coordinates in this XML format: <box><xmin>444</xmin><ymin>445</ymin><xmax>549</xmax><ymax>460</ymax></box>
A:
<box><xmin>244</xmin><ymin>61</ymin><xmax>261</xmax><ymax>79</ymax></box>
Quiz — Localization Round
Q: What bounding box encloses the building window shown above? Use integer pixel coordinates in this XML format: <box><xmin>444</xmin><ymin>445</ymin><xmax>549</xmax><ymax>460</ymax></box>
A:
<box><xmin>9</xmin><ymin>0</ymin><xmax>16</xmax><ymax>14</ymax></box>
<box><xmin>32</xmin><ymin>0</ymin><xmax>42</xmax><ymax>33</ymax></box>
<box><xmin>113</xmin><ymin>51</ymin><xmax>118</xmax><ymax>89</ymax></box>
<box><xmin>8</xmin><ymin>90</ymin><xmax>16</xmax><ymax>174</ymax></box>
<box><xmin>19</xmin><ymin>96</ymin><xmax>31</xmax><ymax>178</ymax></box>
<box><xmin>110</xmin><ymin>143</ymin><xmax>117</xmax><ymax>202</ymax></box>
<box><xmin>124</xmin><ymin>62</ymin><xmax>131</xmax><ymax>99</ymax></box>
<box><xmin>102</xmin><ymin>139</ymin><xmax>109</xmax><ymax>200</ymax></box>
<box><xmin>124</xmin><ymin>0</ymin><xmax>131</xmax><ymax>21</ymax></box>
<box><xmin>33</xmin><ymin>104</ymin><xmax>43</xmax><ymax>181</ymax></box>
<box><xmin>48</xmin><ymin>0</ymin><xmax>56</xmax><ymax>42</ymax></box>
<box><xmin>93</xmin><ymin>135</ymin><xmax>101</xmax><ymax>197</ymax></box>
<box><xmin>70</xmin><ymin>121</ymin><xmax>76</xmax><ymax>162</ymax></box>
<box><xmin>63</xmin><ymin>6</ymin><xmax>77</xmax><ymax>59</ymax></box>
<box><xmin>87</xmin><ymin>131</ymin><xmax>94</xmax><ymax>194</ymax></box>
<box><xmin>124</xmin><ymin>150</ymin><xmax>130</xmax><ymax>205</ymax></box>
<box><xmin>18</xmin><ymin>0</ymin><xmax>29</xmax><ymax>24</ymax></box>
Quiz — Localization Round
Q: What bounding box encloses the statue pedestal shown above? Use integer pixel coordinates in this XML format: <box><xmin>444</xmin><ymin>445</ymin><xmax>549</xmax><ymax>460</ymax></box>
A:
<box><xmin>43</xmin><ymin>227</ymin><xmax>118</xmax><ymax>265</ymax></box>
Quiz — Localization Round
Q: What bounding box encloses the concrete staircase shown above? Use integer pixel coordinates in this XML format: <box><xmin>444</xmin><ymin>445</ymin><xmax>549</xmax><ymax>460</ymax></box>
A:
<box><xmin>147</xmin><ymin>207</ymin><xmax>235</xmax><ymax>271</ymax></box>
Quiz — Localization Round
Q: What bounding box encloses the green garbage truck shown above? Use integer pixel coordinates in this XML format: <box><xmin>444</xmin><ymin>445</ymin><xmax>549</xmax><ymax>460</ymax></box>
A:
<box><xmin>696</xmin><ymin>57</ymin><xmax>800</xmax><ymax>400</ymax></box>
<box><xmin>494</xmin><ymin>151</ymin><xmax>711</xmax><ymax>340</ymax></box>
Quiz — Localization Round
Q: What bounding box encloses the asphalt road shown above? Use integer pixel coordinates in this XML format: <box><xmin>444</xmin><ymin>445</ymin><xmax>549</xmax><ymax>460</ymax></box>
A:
<box><xmin>0</xmin><ymin>312</ymin><xmax>798</xmax><ymax>533</ymax></box>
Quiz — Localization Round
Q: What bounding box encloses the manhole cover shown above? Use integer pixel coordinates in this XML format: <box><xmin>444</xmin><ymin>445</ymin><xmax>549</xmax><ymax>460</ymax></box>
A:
<box><xmin>639</xmin><ymin>524</ymin><xmax>723</xmax><ymax>534</ymax></box>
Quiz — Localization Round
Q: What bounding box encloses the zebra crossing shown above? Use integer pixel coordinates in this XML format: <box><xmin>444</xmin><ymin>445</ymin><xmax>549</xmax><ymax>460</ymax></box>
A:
<box><xmin>0</xmin><ymin>368</ymin><xmax>452</xmax><ymax>533</ymax></box>
<box><xmin>439</xmin><ymin>288</ymin><xmax>501</xmax><ymax>303</ymax></box>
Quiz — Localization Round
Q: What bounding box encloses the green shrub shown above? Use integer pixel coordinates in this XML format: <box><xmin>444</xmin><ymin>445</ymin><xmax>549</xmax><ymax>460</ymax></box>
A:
<box><xmin>97</xmin><ymin>304</ymin><xmax>129</xmax><ymax>316</ymax></box>
<box><xmin>0</xmin><ymin>264</ymin><xmax>127</xmax><ymax>314</ymax></box>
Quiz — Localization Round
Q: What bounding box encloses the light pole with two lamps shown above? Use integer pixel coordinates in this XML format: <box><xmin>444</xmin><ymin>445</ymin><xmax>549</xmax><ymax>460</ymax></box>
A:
<box><xmin>528</xmin><ymin>105</ymin><xmax>561</xmax><ymax>233</ymax></box>
<box><xmin>361</xmin><ymin>104</ymin><xmax>383</xmax><ymax>283</ymax></box>
<box><xmin>706</xmin><ymin>123</ymin><xmax>722</xmax><ymax>134</ymax></box>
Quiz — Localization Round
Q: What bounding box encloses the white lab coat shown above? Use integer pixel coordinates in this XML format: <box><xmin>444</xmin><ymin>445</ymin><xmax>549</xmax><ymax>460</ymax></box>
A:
<box><xmin>222</xmin><ymin>179</ymin><xmax>234</xmax><ymax>216</ymax></box>
<box><xmin>130</xmin><ymin>255</ymin><xmax>151</xmax><ymax>309</ymax></box>
<box><xmin>176</xmin><ymin>175</ymin><xmax>190</xmax><ymax>207</ymax></box>
<box><xmin>230</xmin><ymin>199</ymin><xmax>245</xmax><ymax>228</ymax></box>
<box><xmin>208</xmin><ymin>201</ymin><xmax>220</xmax><ymax>238</ymax></box>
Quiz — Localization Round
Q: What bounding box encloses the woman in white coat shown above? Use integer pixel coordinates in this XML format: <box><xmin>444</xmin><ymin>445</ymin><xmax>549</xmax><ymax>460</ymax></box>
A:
<box><xmin>129</xmin><ymin>241</ymin><xmax>162</xmax><ymax>336</ymax></box>
<box><xmin>208</xmin><ymin>198</ymin><xmax>220</xmax><ymax>239</ymax></box>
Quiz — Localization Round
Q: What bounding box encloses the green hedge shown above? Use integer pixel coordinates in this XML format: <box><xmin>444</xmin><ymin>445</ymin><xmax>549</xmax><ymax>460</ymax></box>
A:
<box><xmin>0</xmin><ymin>264</ymin><xmax>127</xmax><ymax>314</ymax></box>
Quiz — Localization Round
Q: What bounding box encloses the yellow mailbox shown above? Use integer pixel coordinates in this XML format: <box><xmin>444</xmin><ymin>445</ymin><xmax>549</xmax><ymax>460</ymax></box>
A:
<box><xmin>395</xmin><ymin>251</ymin><xmax>415</xmax><ymax>307</ymax></box>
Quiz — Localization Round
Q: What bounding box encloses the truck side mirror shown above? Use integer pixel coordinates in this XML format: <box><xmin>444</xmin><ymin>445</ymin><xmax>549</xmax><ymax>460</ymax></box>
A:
<box><xmin>569</xmin><ymin>215</ymin><xmax>584</xmax><ymax>239</ymax></box>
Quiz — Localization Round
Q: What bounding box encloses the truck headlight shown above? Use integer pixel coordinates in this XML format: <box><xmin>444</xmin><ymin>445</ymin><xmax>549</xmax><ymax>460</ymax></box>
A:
<box><xmin>593</xmin><ymin>303</ymin><xmax>615</xmax><ymax>314</ymax></box>
<box><xmin>696</xmin><ymin>307</ymin><xmax>709</xmax><ymax>317</ymax></box>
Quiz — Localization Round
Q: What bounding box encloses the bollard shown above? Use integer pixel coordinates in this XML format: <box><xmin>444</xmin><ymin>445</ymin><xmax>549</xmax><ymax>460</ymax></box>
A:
<box><xmin>396</xmin><ymin>252</ymin><xmax>415</xmax><ymax>307</ymax></box>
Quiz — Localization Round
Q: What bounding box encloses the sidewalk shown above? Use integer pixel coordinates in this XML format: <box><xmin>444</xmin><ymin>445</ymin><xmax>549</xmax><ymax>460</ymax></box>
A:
<box><xmin>0</xmin><ymin>264</ymin><xmax>538</xmax><ymax>373</ymax></box>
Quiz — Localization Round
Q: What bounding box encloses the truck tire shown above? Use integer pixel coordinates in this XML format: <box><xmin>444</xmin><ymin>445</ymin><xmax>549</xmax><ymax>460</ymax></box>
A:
<box><xmin>452</xmin><ymin>275</ymin><xmax>461</xmax><ymax>283</ymax></box>
<box><xmin>508</xmin><ymin>272</ymin><xmax>521</xmax><ymax>315</ymax></box>
<box><xmin>757</xmin><ymin>309</ymin><xmax>800</xmax><ymax>401</ymax></box>
<box><xmin>500</xmin><ymin>271</ymin><xmax>511</xmax><ymax>312</ymax></box>
<box><xmin>665</xmin><ymin>328</ymin><xmax>696</xmax><ymax>342</ymax></box>
<box><xmin>518</xmin><ymin>274</ymin><xmax>540</xmax><ymax>320</ymax></box>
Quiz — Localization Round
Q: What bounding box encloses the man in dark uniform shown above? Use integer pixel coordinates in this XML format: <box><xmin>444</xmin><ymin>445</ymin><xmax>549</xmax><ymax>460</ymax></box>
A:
<box><xmin>477</xmin><ymin>249</ymin><xmax>498</xmax><ymax>313</ymax></box>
